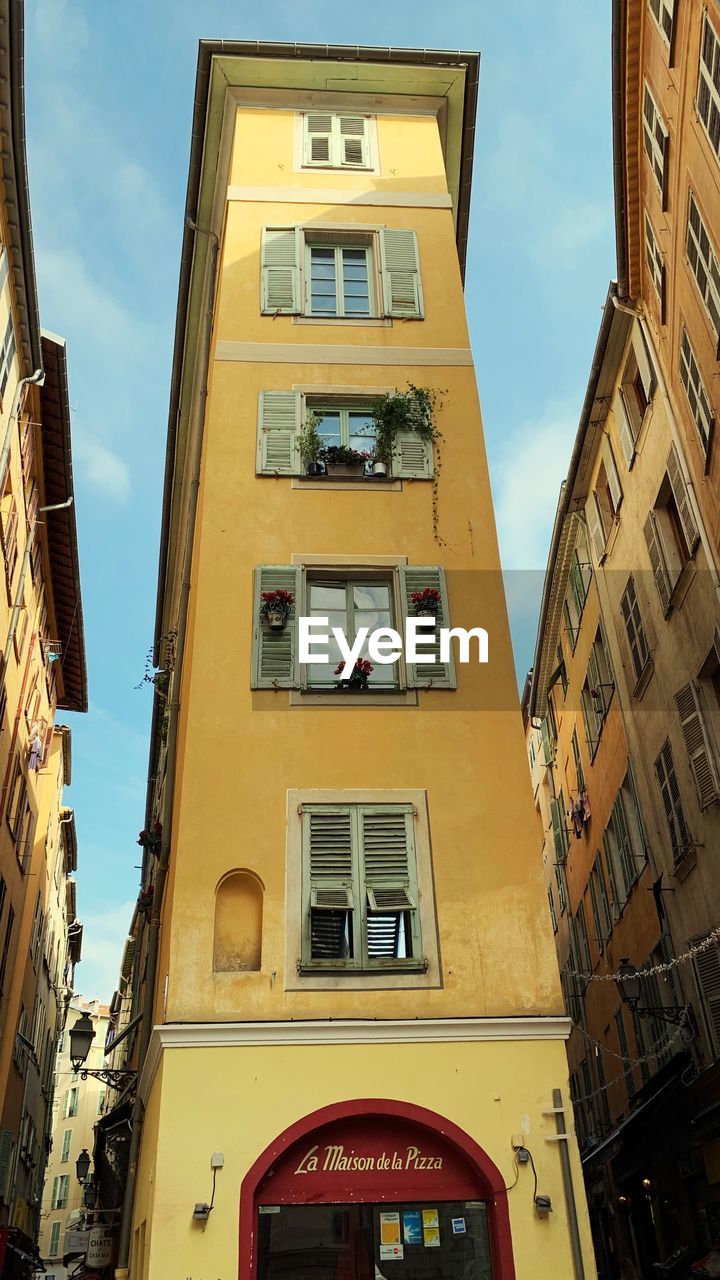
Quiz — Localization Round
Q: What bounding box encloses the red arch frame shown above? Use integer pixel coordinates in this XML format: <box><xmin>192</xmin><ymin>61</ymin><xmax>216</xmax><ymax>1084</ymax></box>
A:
<box><xmin>238</xmin><ymin>1098</ymin><xmax>516</xmax><ymax>1279</ymax></box>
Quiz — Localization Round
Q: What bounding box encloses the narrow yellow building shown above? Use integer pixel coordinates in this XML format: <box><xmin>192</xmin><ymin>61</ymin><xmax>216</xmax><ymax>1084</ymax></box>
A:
<box><xmin>112</xmin><ymin>41</ymin><xmax>597</xmax><ymax>1280</ymax></box>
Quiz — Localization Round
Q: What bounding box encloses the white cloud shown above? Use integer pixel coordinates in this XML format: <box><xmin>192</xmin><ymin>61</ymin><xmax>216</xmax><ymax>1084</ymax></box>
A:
<box><xmin>73</xmin><ymin>899</ymin><xmax>136</xmax><ymax>1004</ymax></box>
<box><xmin>74</xmin><ymin>432</ymin><xmax>131</xmax><ymax>503</ymax></box>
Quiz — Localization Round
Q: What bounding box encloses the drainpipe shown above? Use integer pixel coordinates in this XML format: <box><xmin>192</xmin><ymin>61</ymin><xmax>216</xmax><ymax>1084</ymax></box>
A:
<box><xmin>0</xmin><ymin>369</ymin><xmax>43</xmax><ymax>485</ymax></box>
<box><xmin>115</xmin><ymin>225</ymin><xmax>219</xmax><ymax>1279</ymax></box>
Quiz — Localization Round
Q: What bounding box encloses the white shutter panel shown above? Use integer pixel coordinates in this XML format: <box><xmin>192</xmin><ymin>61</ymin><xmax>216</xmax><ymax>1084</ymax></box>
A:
<box><xmin>399</xmin><ymin>566</ymin><xmax>456</xmax><ymax>688</ymax></box>
<box><xmin>391</xmin><ymin>431</ymin><xmax>433</xmax><ymax>479</ymax></box>
<box><xmin>304</xmin><ymin>113</ymin><xmax>333</xmax><ymax>165</ymax></box>
<box><xmin>631</xmin><ymin>327</ymin><xmax>657</xmax><ymax>402</ymax></box>
<box><xmin>674</xmin><ymin>681</ymin><xmax>720</xmax><ymax>809</ymax></box>
<box><xmin>256</xmin><ymin>391</ymin><xmax>301</xmax><ymax>475</ymax></box>
<box><xmin>586</xmin><ymin>495</ymin><xmax>606</xmax><ymax>563</ymax></box>
<box><xmin>251</xmin><ymin>566</ymin><xmax>301</xmax><ymax>689</ymax></box>
<box><xmin>644</xmin><ymin>512</ymin><xmax>672</xmax><ymax>613</ymax></box>
<box><xmin>603</xmin><ymin>440</ymin><xmax>623</xmax><ymax>511</ymax></box>
<box><xmin>667</xmin><ymin>443</ymin><xmax>699</xmax><ymax>553</ymax></box>
<box><xmin>379</xmin><ymin>229</ymin><xmax>424</xmax><ymax>318</ymax></box>
<box><xmin>260</xmin><ymin>227</ymin><xmax>301</xmax><ymax>314</ymax></box>
<box><xmin>616</xmin><ymin>389</ymin><xmax>637</xmax><ymax>466</ymax></box>
<box><xmin>339</xmin><ymin>116</ymin><xmax>368</xmax><ymax>167</ymax></box>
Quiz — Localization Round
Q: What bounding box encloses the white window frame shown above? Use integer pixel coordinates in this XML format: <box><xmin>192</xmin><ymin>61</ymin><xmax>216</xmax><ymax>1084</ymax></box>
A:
<box><xmin>304</xmin><ymin>239</ymin><xmax>375</xmax><ymax>319</ymax></box>
<box><xmin>285</xmin><ymin>788</ymin><xmax>439</xmax><ymax>991</ymax></box>
<box><xmin>648</xmin><ymin>0</ymin><xmax>675</xmax><ymax>46</ymax></box>
<box><xmin>302</xmin><ymin>571</ymin><xmax>401</xmax><ymax>691</ymax></box>
<box><xmin>679</xmin><ymin>325</ymin><xmax>714</xmax><ymax>458</ymax></box>
<box><xmin>0</xmin><ymin>312</ymin><xmax>16</xmax><ymax>401</ymax></box>
<box><xmin>310</xmin><ymin>401</ymin><xmax>377</xmax><ymax>455</ymax></box>
<box><xmin>300</xmin><ymin>112</ymin><xmax>377</xmax><ymax>172</ymax></box>
<box><xmin>698</xmin><ymin>13</ymin><xmax>720</xmax><ymax>164</ymax></box>
<box><xmin>644</xmin><ymin>213</ymin><xmax>665</xmax><ymax>304</ymax></box>
<box><xmin>687</xmin><ymin>192</ymin><xmax>720</xmax><ymax>341</ymax></box>
<box><xmin>642</xmin><ymin>81</ymin><xmax>668</xmax><ymax>197</ymax></box>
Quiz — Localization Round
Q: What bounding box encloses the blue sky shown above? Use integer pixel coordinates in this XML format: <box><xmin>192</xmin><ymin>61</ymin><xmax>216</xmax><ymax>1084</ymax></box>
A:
<box><xmin>24</xmin><ymin>0</ymin><xmax>615</xmax><ymax>999</ymax></box>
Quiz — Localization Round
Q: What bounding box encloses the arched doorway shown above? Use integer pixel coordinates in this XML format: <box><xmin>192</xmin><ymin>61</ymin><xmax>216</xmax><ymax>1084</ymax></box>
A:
<box><xmin>239</xmin><ymin>1099</ymin><xmax>515</xmax><ymax>1279</ymax></box>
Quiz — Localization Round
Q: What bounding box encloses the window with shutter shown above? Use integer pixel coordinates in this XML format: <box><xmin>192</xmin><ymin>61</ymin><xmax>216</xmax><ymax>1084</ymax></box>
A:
<box><xmin>305</xmin><ymin>241</ymin><xmax>374</xmax><ymax>318</ymax></box>
<box><xmin>302</xmin><ymin>113</ymin><xmax>372</xmax><ymax>169</ymax></box>
<box><xmin>698</xmin><ymin>15</ymin><xmax>720</xmax><ymax>164</ymax></box>
<box><xmin>620</xmin><ymin>576</ymin><xmax>650</xmax><ymax>682</ymax></box>
<box><xmin>555</xmin><ymin>860</ymin><xmax>568</xmax><ymax>915</ymax></box>
<box><xmin>300</xmin><ymin>803</ymin><xmax>421</xmax><ymax>972</ymax></box>
<box><xmin>679</xmin><ymin>327</ymin><xmax>714</xmax><ymax>460</ymax></box>
<box><xmin>251</xmin><ymin>566</ymin><xmax>301</xmax><ymax>690</ymax></box>
<box><xmin>547</xmin><ymin>885</ymin><xmax>558</xmax><ymax>933</ymax></box>
<box><xmin>674</xmin><ymin>681</ymin><xmax>720</xmax><ymax>809</ymax></box>
<box><xmin>589</xmin><ymin>858</ymin><xmax>611</xmax><ymax>949</ymax></box>
<box><xmin>666</xmin><ymin>443</ymin><xmax>699</xmax><ymax>555</ymax></box>
<box><xmin>304</xmin><ymin>576</ymin><xmax>399</xmax><ymax>690</ymax></box>
<box><xmin>379</xmin><ymin>228</ymin><xmax>424</xmax><ymax>319</ymax></box>
<box><xmin>0</xmin><ymin>1131</ymin><xmax>12</xmax><ymax>1202</ymax></box>
<box><xmin>687</xmin><ymin>193</ymin><xmax>720</xmax><ymax>341</ymax></box>
<box><xmin>550</xmin><ymin>791</ymin><xmax>569</xmax><ymax>863</ymax></box>
<box><xmin>642</xmin><ymin>82</ymin><xmax>668</xmax><ymax>199</ymax></box>
<box><xmin>644</xmin><ymin>215</ymin><xmax>665</xmax><ymax>314</ymax></box>
<box><xmin>260</xmin><ymin>227</ymin><xmax>301</xmax><ymax>315</ymax></box>
<box><xmin>304</xmin><ymin>112</ymin><xmax>333</xmax><ymax>164</ymax></box>
<box><xmin>399</xmin><ymin>566</ymin><xmax>456</xmax><ymax>689</ymax></box>
<box><xmin>644</xmin><ymin>510</ymin><xmax>672</xmax><ymax>614</ymax></box>
<box><xmin>693</xmin><ymin>932</ymin><xmax>720</xmax><ymax>1056</ymax></box>
<box><xmin>586</xmin><ymin>493</ymin><xmax>606</xmax><ymax>564</ymax></box>
<box><xmin>655</xmin><ymin>738</ymin><xmax>693</xmax><ymax>864</ymax></box>
<box><xmin>391</xmin><ymin>430</ymin><xmax>433</xmax><ymax>479</ymax></box>
<box><xmin>0</xmin><ymin>313</ymin><xmax>16</xmax><ymax>400</ymax></box>
<box><xmin>649</xmin><ymin>0</ymin><xmax>675</xmax><ymax>45</ymax></box>
<box><xmin>256</xmin><ymin>391</ymin><xmax>301</xmax><ymax>476</ymax></box>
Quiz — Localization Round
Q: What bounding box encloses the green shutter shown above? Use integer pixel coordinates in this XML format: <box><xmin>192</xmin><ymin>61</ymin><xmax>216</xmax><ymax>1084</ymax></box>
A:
<box><xmin>0</xmin><ymin>1131</ymin><xmax>12</xmax><ymax>1201</ymax></box>
<box><xmin>256</xmin><ymin>391</ymin><xmax>301</xmax><ymax>475</ymax></box>
<box><xmin>260</xmin><ymin>227</ymin><xmax>301</xmax><ymax>314</ymax></box>
<box><xmin>379</xmin><ymin>228</ymin><xmax>424</xmax><ymax>318</ymax></box>
<box><xmin>251</xmin><ymin>566</ymin><xmax>301</xmax><ymax>689</ymax></box>
<box><xmin>550</xmin><ymin>797</ymin><xmax>566</xmax><ymax>862</ymax></box>
<box><xmin>399</xmin><ymin>566</ymin><xmax>456</xmax><ymax>689</ymax></box>
<box><xmin>644</xmin><ymin>511</ymin><xmax>672</xmax><ymax>613</ymax></box>
<box><xmin>667</xmin><ymin>443</ymin><xmax>699</xmax><ymax>553</ymax></box>
<box><xmin>301</xmin><ymin>806</ymin><xmax>359</xmax><ymax>966</ymax></box>
<box><xmin>360</xmin><ymin>805</ymin><xmax>420</xmax><ymax>961</ymax></box>
<box><xmin>391</xmin><ymin>430</ymin><xmax>433</xmax><ymax>479</ymax></box>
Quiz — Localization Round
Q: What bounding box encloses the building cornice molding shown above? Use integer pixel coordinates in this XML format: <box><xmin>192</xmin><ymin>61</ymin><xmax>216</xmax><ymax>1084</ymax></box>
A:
<box><xmin>214</xmin><ymin>341</ymin><xmax>473</xmax><ymax>366</ymax></box>
<box><xmin>226</xmin><ymin>185</ymin><xmax>453</xmax><ymax>209</ymax></box>
<box><xmin>139</xmin><ymin>1016</ymin><xmax>571</xmax><ymax>1102</ymax></box>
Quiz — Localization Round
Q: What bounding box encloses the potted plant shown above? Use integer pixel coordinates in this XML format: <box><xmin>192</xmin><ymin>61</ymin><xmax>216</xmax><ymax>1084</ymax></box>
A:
<box><xmin>320</xmin><ymin>445</ymin><xmax>371</xmax><ymax>478</ymax></box>
<box><xmin>137</xmin><ymin>822</ymin><xmax>163</xmax><ymax>856</ymax></box>
<box><xmin>411</xmin><ymin>587</ymin><xmax>441</xmax><ymax>618</ymax></box>
<box><xmin>371</xmin><ymin>384</ymin><xmax>441</xmax><ymax>476</ymax></box>
<box><xmin>334</xmin><ymin>657</ymin><xmax>374</xmax><ymax>690</ymax></box>
<box><xmin>260</xmin><ymin>588</ymin><xmax>295</xmax><ymax>631</ymax></box>
<box><xmin>372</xmin><ymin>456</ymin><xmax>388</xmax><ymax>477</ymax></box>
<box><xmin>299</xmin><ymin>412</ymin><xmax>324</xmax><ymax>476</ymax></box>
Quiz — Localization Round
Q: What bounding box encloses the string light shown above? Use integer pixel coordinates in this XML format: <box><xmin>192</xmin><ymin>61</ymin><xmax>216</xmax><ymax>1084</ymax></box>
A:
<box><xmin>566</xmin><ymin>924</ymin><xmax>720</xmax><ymax>985</ymax></box>
<box><xmin>571</xmin><ymin>1019</ymin><xmax>690</xmax><ymax>1105</ymax></box>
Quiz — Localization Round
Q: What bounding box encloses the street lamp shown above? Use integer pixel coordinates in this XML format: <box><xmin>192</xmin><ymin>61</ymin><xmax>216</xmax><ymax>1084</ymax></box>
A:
<box><xmin>616</xmin><ymin>958</ymin><xmax>689</xmax><ymax>1027</ymax></box>
<box><xmin>76</xmin><ymin>1149</ymin><xmax>91</xmax><ymax>1185</ymax></box>
<box><xmin>68</xmin><ymin>1012</ymin><xmax>137</xmax><ymax>1090</ymax></box>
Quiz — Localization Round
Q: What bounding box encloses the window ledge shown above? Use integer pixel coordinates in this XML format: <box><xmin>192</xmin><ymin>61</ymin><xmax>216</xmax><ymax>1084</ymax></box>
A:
<box><xmin>668</xmin><ymin>560</ymin><xmax>696</xmax><ymax>612</ymax></box>
<box><xmin>632</xmin><ymin>656</ymin><xmax>655</xmax><ymax>701</ymax></box>
<box><xmin>293</xmin><ymin>315</ymin><xmax>391</xmax><ymax>328</ymax></box>
<box><xmin>601</xmin><ymin>517</ymin><xmax>621</xmax><ymax>563</ymax></box>
<box><xmin>292</xmin><ymin>475</ymin><xmax>402</xmax><ymax>491</ymax></box>
<box><xmin>672</xmin><ymin>846</ymin><xmax>697</xmax><ymax>882</ymax></box>
<box><xmin>290</xmin><ymin>688</ymin><xmax>418</xmax><ymax>708</ymax></box>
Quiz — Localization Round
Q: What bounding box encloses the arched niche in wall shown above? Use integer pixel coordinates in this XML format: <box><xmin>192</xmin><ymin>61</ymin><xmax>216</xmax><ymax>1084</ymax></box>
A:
<box><xmin>213</xmin><ymin>869</ymin><xmax>264</xmax><ymax>972</ymax></box>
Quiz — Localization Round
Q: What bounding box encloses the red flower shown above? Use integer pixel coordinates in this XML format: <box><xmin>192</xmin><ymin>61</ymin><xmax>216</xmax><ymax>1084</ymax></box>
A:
<box><xmin>410</xmin><ymin>588</ymin><xmax>441</xmax><ymax>606</ymax></box>
<box><xmin>334</xmin><ymin>658</ymin><xmax>374</xmax><ymax>676</ymax></box>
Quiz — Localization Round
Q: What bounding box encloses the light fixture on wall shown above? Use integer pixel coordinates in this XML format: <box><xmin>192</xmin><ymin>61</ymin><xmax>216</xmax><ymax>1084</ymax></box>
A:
<box><xmin>615</xmin><ymin>959</ymin><xmax>689</xmax><ymax>1027</ymax></box>
<box><xmin>76</xmin><ymin>1149</ymin><xmax>91</xmax><ymax>1185</ymax></box>
<box><xmin>69</xmin><ymin>1012</ymin><xmax>137</xmax><ymax>1090</ymax></box>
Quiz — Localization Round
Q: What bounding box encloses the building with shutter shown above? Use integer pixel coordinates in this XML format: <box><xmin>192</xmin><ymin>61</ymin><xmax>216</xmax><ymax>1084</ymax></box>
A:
<box><xmin>38</xmin><ymin>999</ymin><xmax>110</xmax><ymax>1280</ymax></box>
<box><xmin>0</xmin><ymin>2</ymin><xmax>88</xmax><ymax>1274</ymax></box>
<box><xmin>104</xmin><ymin>39</ymin><xmax>599</xmax><ymax>1280</ymax></box>
<box><xmin>526</xmin><ymin>0</ymin><xmax>720</xmax><ymax>1270</ymax></box>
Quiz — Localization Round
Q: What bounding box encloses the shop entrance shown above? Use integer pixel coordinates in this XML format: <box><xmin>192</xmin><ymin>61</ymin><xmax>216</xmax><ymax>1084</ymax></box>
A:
<box><xmin>240</xmin><ymin>1100</ymin><xmax>515</xmax><ymax>1280</ymax></box>
<box><xmin>257</xmin><ymin>1200</ymin><xmax>494</xmax><ymax>1277</ymax></box>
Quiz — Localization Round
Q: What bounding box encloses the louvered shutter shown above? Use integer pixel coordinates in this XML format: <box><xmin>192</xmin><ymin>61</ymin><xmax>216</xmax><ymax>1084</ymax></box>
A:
<box><xmin>304</xmin><ymin>113</ymin><xmax>333</xmax><ymax>165</ymax></box>
<box><xmin>391</xmin><ymin>431</ymin><xmax>433</xmax><ymax>478</ymax></box>
<box><xmin>303</xmin><ymin>807</ymin><xmax>357</xmax><ymax>963</ymax></box>
<box><xmin>550</xmin><ymin>797</ymin><xmax>566</xmax><ymax>862</ymax></box>
<box><xmin>586</xmin><ymin>495</ymin><xmax>606</xmax><ymax>563</ymax></box>
<box><xmin>603</xmin><ymin>440</ymin><xmax>623</xmax><ymax>511</ymax></box>
<box><xmin>251</xmin><ymin>566</ymin><xmax>301</xmax><ymax>689</ymax></box>
<box><xmin>632</xmin><ymin>327</ymin><xmax>657</xmax><ymax>403</ymax></box>
<box><xmin>602</xmin><ymin>832</ymin><xmax>621</xmax><ymax>916</ymax></box>
<box><xmin>360</xmin><ymin>806</ymin><xmax>420</xmax><ymax>960</ymax></box>
<box><xmin>661</xmin><ymin>129</ymin><xmax>670</xmax><ymax>211</ymax></box>
<box><xmin>616</xmin><ymin>389</ymin><xmax>637</xmax><ymax>467</ymax></box>
<box><xmin>540</xmin><ymin>716</ymin><xmax>553</xmax><ymax>766</ymax></box>
<box><xmin>587</xmin><ymin>646</ymin><xmax>603</xmax><ymax>741</ymax></box>
<box><xmin>667</xmin><ymin>443</ymin><xmax>699</xmax><ymax>553</ymax></box>
<box><xmin>693</xmin><ymin>935</ymin><xmax>720</xmax><ymax>1055</ymax></box>
<box><xmin>674</xmin><ymin>681</ymin><xmax>720</xmax><ymax>809</ymax></box>
<box><xmin>644</xmin><ymin>511</ymin><xmax>672</xmax><ymax>613</ymax></box>
<box><xmin>260</xmin><ymin>227</ymin><xmax>301</xmax><ymax>314</ymax></box>
<box><xmin>399</xmin><ymin>566</ymin><xmax>456</xmax><ymax>688</ymax></box>
<box><xmin>655</xmin><ymin>738</ymin><xmax>692</xmax><ymax>863</ymax></box>
<box><xmin>379</xmin><ymin>229</ymin><xmax>424</xmax><ymax>318</ymax></box>
<box><xmin>256</xmin><ymin>391</ymin><xmax>301</xmax><ymax>475</ymax></box>
<box><xmin>339</xmin><ymin>116</ymin><xmax>368</xmax><ymax>167</ymax></box>
<box><xmin>0</xmin><ymin>1131</ymin><xmax>12</xmax><ymax>1201</ymax></box>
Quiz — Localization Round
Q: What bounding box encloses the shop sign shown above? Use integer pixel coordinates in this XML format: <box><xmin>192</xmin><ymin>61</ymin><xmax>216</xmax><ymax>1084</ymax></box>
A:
<box><xmin>86</xmin><ymin>1232</ymin><xmax>113</xmax><ymax>1267</ymax></box>
<box><xmin>294</xmin><ymin>1142</ymin><xmax>443</xmax><ymax>1175</ymax></box>
<box><xmin>64</xmin><ymin>1229</ymin><xmax>90</xmax><ymax>1255</ymax></box>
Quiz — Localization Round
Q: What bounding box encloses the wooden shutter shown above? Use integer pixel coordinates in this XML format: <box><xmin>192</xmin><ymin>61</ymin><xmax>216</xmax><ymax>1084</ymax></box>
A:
<box><xmin>603</xmin><ymin>440</ymin><xmax>623</xmax><ymax>511</ymax></box>
<box><xmin>655</xmin><ymin>738</ymin><xmax>692</xmax><ymax>863</ymax></box>
<box><xmin>586</xmin><ymin>494</ymin><xmax>606</xmax><ymax>563</ymax></box>
<box><xmin>379</xmin><ymin>229</ymin><xmax>424</xmax><ymax>318</ymax></box>
<box><xmin>339</xmin><ymin>116</ymin><xmax>368</xmax><ymax>167</ymax></box>
<box><xmin>399</xmin><ymin>566</ymin><xmax>456</xmax><ymax>689</ymax></box>
<box><xmin>661</xmin><ymin>128</ymin><xmax>670</xmax><ymax>211</ymax></box>
<box><xmin>256</xmin><ymin>391</ymin><xmax>301</xmax><ymax>475</ymax></box>
<box><xmin>632</xmin><ymin>327</ymin><xmax>657</xmax><ymax>403</ymax></box>
<box><xmin>550</xmin><ymin>797</ymin><xmax>566</xmax><ymax>862</ymax></box>
<box><xmin>391</xmin><ymin>431</ymin><xmax>433</xmax><ymax>479</ymax></box>
<box><xmin>616</xmin><ymin>389</ymin><xmax>637</xmax><ymax>466</ymax></box>
<box><xmin>251</xmin><ymin>565</ymin><xmax>301</xmax><ymax>689</ymax></box>
<box><xmin>2</xmin><ymin>500</ymin><xmax>18</xmax><ymax>582</ymax></box>
<box><xmin>667</xmin><ymin>443</ymin><xmax>699</xmax><ymax>553</ymax></box>
<box><xmin>0</xmin><ymin>1131</ymin><xmax>12</xmax><ymax>1201</ymax></box>
<box><xmin>674</xmin><ymin>681</ymin><xmax>720</xmax><ymax>809</ymax></box>
<box><xmin>302</xmin><ymin>807</ymin><xmax>357</xmax><ymax>962</ymax></box>
<box><xmin>304</xmin><ymin>112</ymin><xmax>333</xmax><ymax>164</ymax></box>
<box><xmin>693</xmin><ymin>935</ymin><xmax>720</xmax><ymax>1054</ymax></box>
<box><xmin>540</xmin><ymin>716</ymin><xmax>553</xmax><ymax>766</ymax></box>
<box><xmin>260</xmin><ymin>227</ymin><xmax>301</xmax><ymax>314</ymax></box>
<box><xmin>644</xmin><ymin>511</ymin><xmax>672</xmax><ymax>613</ymax></box>
<box><xmin>360</xmin><ymin>806</ymin><xmax>420</xmax><ymax>960</ymax></box>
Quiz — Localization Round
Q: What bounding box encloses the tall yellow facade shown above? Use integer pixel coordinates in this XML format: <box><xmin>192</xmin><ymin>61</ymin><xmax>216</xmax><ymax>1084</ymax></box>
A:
<box><xmin>113</xmin><ymin>42</ymin><xmax>597</xmax><ymax>1280</ymax></box>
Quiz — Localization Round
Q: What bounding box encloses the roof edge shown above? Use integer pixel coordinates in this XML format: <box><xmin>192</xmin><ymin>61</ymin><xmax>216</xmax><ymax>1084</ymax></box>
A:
<box><xmin>5</xmin><ymin>0</ymin><xmax>42</xmax><ymax>373</ymax></box>
<box><xmin>612</xmin><ymin>0</ymin><xmax>629</xmax><ymax>299</ymax></box>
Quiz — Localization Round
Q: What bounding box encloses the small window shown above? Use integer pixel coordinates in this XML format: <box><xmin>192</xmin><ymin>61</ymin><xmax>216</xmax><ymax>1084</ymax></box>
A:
<box><xmin>0</xmin><ymin>479</ymin><xmax>18</xmax><ymax>592</ymax></box>
<box><xmin>313</xmin><ymin>403</ymin><xmax>376</xmax><ymax>462</ymax></box>
<box><xmin>698</xmin><ymin>15</ymin><xmax>720</xmax><ymax>164</ymax></box>
<box><xmin>674</xmin><ymin>680</ymin><xmax>720</xmax><ymax>810</ymax></box>
<box><xmin>679</xmin><ymin>327</ymin><xmax>714</xmax><ymax>460</ymax></box>
<box><xmin>48</xmin><ymin>1222</ymin><xmax>61</xmax><ymax>1258</ymax></box>
<box><xmin>616</xmin><ymin>327</ymin><xmax>657</xmax><ymax>466</ymax></box>
<box><xmin>305</xmin><ymin>575</ymin><xmax>398</xmax><ymax>690</ymax></box>
<box><xmin>572</xmin><ymin>728</ymin><xmax>585</xmax><ymax>793</ymax></box>
<box><xmin>300</xmin><ymin>803</ymin><xmax>422</xmax><ymax>973</ymax></box>
<box><xmin>644</xmin><ymin>444</ymin><xmax>700</xmax><ymax>613</ymax></box>
<box><xmin>642</xmin><ymin>82</ymin><xmax>669</xmax><ymax>202</ymax></box>
<box><xmin>603</xmin><ymin>773</ymin><xmax>646</xmax><ymax>909</ymax></box>
<box><xmin>655</xmin><ymin>738</ymin><xmax>693</xmax><ymax>865</ymax></box>
<box><xmin>550</xmin><ymin>789</ymin><xmax>570</xmax><ymax>863</ymax></box>
<box><xmin>555</xmin><ymin>860</ymin><xmax>568</xmax><ymax>915</ymax></box>
<box><xmin>620</xmin><ymin>576</ymin><xmax>650</xmax><ymax>683</ymax></box>
<box><xmin>60</xmin><ymin>1128</ymin><xmax>71</xmax><ymax>1163</ymax></box>
<box><xmin>50</xmin><ymin>1174</ymin><xmax>69</xmax><ymax>1210</ymax></box>
<box><xmin>0</xmin><ymin>312</ymin><xmax>16</xmax><ymax>401</ymax></box>
<box><xmin>644</xmin><ymin>213</ymin><xmax>665</xmax><ymax>309</ymax></box>
<box><xmin>547</xmin><ymin>885</ymin><xmax>558</xmax><ymax>933</ymax></box>
<box><xmin>648</xmin><ymin>0</ymin><xmax>675</xmax><ymax>46</ymax></box>
<box><xmin>587</xmin><ymin>443</ymin><xmax>622</xmax><ymax>562</ymax></box>
<box><xmin>687</xmin><ymin>193</ymin><xmax>720</xmax><ymax>340</ymax></box>
<box><xmin>306</xmin><ymin>241</ymin><xmax>373</xmax><ymax>318</ymax></box>
<box><xmin>588</xmin><ymin>857</ymin><xmax>612</xmax><ymax>950</ymax></box>
<box><xmin>581</xmin><ymin>627</ymin><xmax>615</xmax><ymax>758</ymax></box>
<box><xmin>302</xmin><ymin>113</ymin><xmax>372</xmax><ymax>169</ymax></box>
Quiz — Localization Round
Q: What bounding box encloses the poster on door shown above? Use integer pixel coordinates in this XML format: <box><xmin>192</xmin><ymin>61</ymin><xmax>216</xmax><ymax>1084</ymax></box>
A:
<box><xmin>422</xmin><ymin>1208</ymin><xmax>440</xmax><ymax>1247</ymax></box>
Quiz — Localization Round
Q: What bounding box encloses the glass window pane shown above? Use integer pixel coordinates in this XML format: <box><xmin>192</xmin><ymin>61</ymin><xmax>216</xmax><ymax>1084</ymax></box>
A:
<box><xmin>315</xmin><ymin>411</ymin><xmax>341</xmax><ymax>449</ymax></box>
<box><xmin>353</xmin><ymin>584</ymin><xmax>390</xmax><ymax>610</ymax></box>
<box><xmin>309</xmin><ymin>584</ymin><xmax>347</xmax><ymax>611</ymax></box>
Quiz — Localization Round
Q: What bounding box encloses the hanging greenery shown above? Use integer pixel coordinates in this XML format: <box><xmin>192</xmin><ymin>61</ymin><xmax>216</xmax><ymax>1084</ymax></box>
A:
<box><xmin>371</xmin><ymin>384</ymin><xmax>447</xmax><ymax>545</ymax></box>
